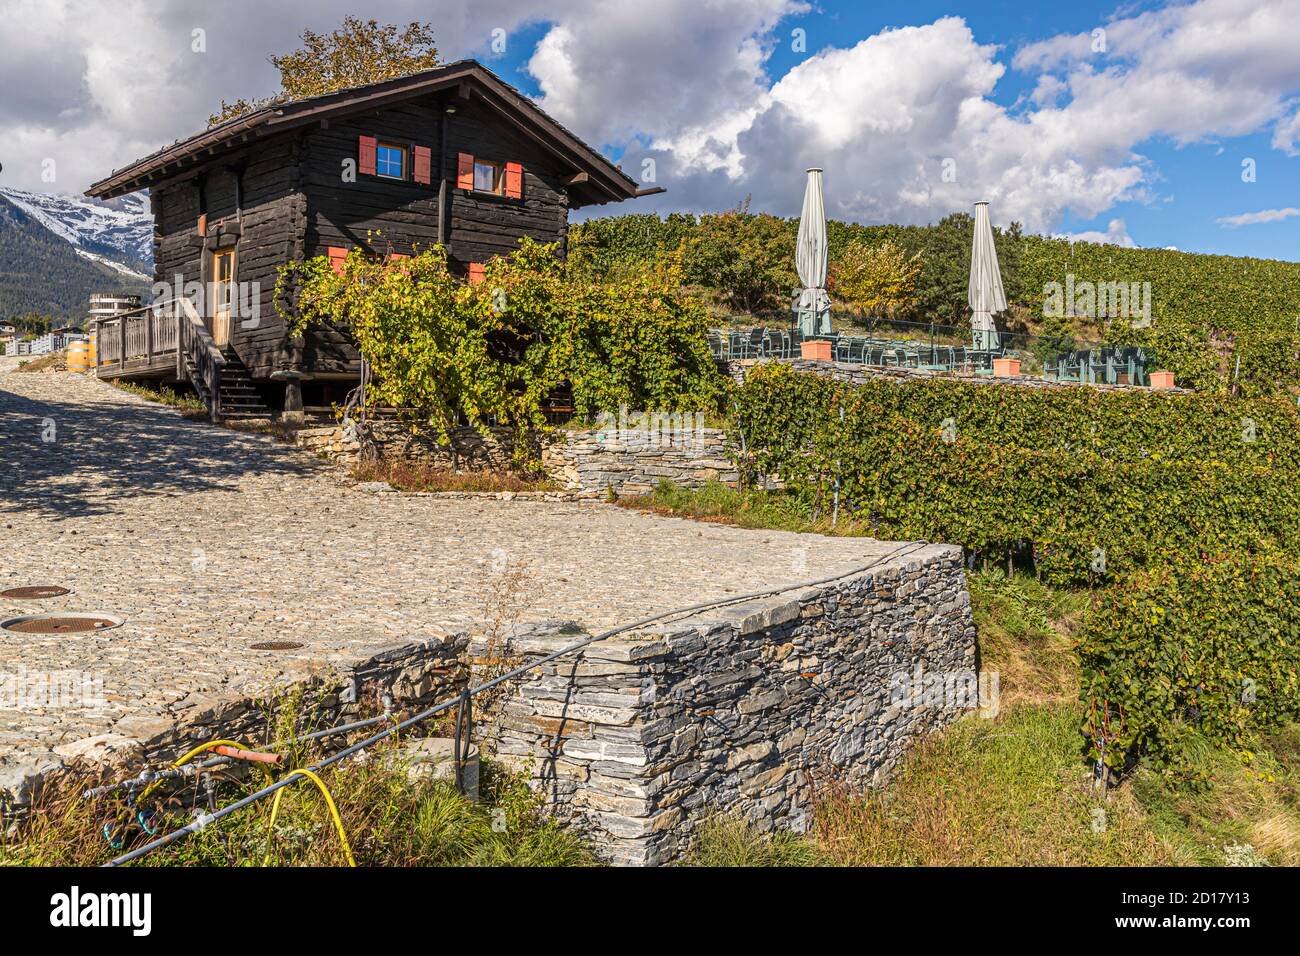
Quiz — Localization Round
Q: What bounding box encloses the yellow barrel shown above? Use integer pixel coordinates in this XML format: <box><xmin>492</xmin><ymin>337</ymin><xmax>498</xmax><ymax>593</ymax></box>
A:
<box><xmin>66</xmin><ymin>339</ymin><xmax>92</xmax><ymax>373</ymax></box>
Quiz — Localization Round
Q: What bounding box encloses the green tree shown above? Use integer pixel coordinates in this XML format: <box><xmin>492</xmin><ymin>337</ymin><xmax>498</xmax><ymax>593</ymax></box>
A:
<box><xmin>684</xmin><ymin>204</ymin><xmax>797</xmax><ymax>315</ymax></box>
<box><xmin>210</xmin><ymin>18</ymin><xmax>441</xmax><ymax>127</ymax></box>
<box><xmin>829</xmin><ymin>239</ymin><xmax>924</xmax><ymax>317</ymax></box>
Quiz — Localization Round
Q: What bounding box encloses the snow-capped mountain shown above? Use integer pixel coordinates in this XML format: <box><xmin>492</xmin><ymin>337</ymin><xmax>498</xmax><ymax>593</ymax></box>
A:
<box><xmin>0</xmin><ymin>189</ymin><xmax>152</xmax><ymax>321</ymax></box>
<box><xmin>0</xmin><ymin>186</ymin><xmax>152</xmax><ymax>279</ymax></box>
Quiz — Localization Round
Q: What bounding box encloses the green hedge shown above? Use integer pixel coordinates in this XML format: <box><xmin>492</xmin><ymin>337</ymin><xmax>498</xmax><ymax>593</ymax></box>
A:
<box><xmin>1021</xmin><ymin>235</ymin><xmax>1300</xmax><ymax>336</ymax></box>
<box><xmin>732</xmin><ymin>364</ymin><xmax>1300</xmax><ymax>582</ymax></box>
<box><xmin>1077</xmin><ymin>557</ymin><xmax>1300</xmax><ymax>777</ymax></box>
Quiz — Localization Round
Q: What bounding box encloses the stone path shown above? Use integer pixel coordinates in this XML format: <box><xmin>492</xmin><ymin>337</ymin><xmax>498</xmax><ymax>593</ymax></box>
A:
<box><xmin>0</xmin><ymin>368</ymin><xmax>901</xmax><ymax>782</ymax></box>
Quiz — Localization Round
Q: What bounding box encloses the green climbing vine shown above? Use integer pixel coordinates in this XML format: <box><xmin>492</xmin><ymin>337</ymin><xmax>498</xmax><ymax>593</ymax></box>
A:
<box><xmin>274</xmin><ymin>238</ymin><xmax>726</xmax><ymax>457</ymax></box>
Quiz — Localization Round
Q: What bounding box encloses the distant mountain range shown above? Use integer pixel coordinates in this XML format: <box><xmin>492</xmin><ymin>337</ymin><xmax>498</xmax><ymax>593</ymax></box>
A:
<box><xmin>0</xmin><ymin>187</ymin><xmax>153</xmax><ymax>323</ymax></box>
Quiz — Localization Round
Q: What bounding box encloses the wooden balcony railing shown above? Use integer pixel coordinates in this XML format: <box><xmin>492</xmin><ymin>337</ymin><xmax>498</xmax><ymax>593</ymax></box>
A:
<box><xmin>93</xmin><ymin>298</ymin><xmax>224</xmax><ymax>420</ymax></box>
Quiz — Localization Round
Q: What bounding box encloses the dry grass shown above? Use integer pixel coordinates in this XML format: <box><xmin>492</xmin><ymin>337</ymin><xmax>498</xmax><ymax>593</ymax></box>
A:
<box><xmin>966</xmin><ymin>569</ymin><xmax>1088</xmax><ymax>707</ymax></box>
<box><xmin>353</xmin><ymin>458</ymin><xmax>559</xmax><ymax>494</ymax></box>
<box><xmin>15</xmin><ymin>352</ymin><xmax>63</xmax><ymax>373</ymax></box>
<box><xmin>812</xmin><ymin>704</ymin><xmax>1174</xmax><ymax>866</ymax></box>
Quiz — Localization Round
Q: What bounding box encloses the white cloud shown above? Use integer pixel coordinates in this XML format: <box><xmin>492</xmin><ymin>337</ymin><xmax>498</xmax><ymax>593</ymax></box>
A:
<box><xmin>2</xmin><ymin>0</ymin><xmax>1299</xmax><ymax>243</ymax></box>
<box><xmin>1057</xmin><ymin>218</ymin><xmax>1137</xmax><ymax>247</ymax></box>
<box><xmin>1272</xmin><ymin>107</ymin><xmax>1300</xmax><ymax>155</ymax></box>
<box><xmin>1216</xmin><ymin>207</ymin><xmax>1300</xmax><ymax>227</ymax></box>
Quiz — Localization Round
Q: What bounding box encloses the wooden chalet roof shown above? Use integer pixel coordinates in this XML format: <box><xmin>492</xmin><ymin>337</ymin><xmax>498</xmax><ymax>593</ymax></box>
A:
<box><xmin>86</xmin><ymin>60</ymin><xmax>645</xmax><ymax>208</ymax></box>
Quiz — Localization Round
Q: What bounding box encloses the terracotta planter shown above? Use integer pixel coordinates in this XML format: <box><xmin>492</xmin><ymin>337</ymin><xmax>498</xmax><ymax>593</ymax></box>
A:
<box><xmin>800</xmin><ymin>339</ymin><xmax>833</xmax><ymax>362</ymax></box>
<box><xmin>1149</xmin><ymin>370</ymin><xmax>1176</xmax><ymax>390</ymax></box>
<box><xmin>992</xmin><ymin>357</ymin><xmax>1021</xmax><ymax>377</ymax></box>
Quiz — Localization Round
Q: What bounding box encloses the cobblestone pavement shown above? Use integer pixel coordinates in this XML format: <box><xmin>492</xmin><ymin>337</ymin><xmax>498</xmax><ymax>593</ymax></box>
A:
<box><xmin>0</xmin><ymin>368</ymin><xmax>902</xmax><ymax>777</ymax></box>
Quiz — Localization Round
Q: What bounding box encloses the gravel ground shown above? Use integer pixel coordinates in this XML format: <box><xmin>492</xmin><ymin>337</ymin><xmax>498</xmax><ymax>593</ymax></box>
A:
<box><xmin>0</xmin><ymin>368</ymin><xmax>904</xmax><ymax>776</ymax></box>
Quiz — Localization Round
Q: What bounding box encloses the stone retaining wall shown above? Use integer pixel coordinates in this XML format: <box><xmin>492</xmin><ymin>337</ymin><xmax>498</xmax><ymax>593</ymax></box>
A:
<box><xmin>542</xmin><ymin>414</ymin><xmax>737</xmax><ymax>495</ymax></box>
<box><xmin>1</xmin><ymin>633</ymin><xmax>468</xmax><ymax>809</ymax></box>
<box><xmin>294</xmin><ymin>419</ymin><xmax>518</xmax><ymax>472</ymax></box>
<box><xmin>297</xmin><ymin>414</ymin><xmax>740</xmax><ymax>495</ymax></box>
<box><xmin>472</xmin><ymin>542</ymin><xmax>977</xmax><ymax>865</ymax></box>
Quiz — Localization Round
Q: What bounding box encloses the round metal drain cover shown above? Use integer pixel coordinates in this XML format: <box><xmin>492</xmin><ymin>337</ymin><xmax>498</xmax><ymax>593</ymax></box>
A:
<box><xmin>1</xmin><ymin>586</ymin><xmax>70</xmax><ymax>600</ymax></box>
<box><xmin>1</xmin><ymin>613</ymin><xmax>124</xmax><ymax>634</ymax></box>
<box><xmin>250</xmin><ymin>641</ymin><xmax>304</xmax><ymax>651</ymax></box>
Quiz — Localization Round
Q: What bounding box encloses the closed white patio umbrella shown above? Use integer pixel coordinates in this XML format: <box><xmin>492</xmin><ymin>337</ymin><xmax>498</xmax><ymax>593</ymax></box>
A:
<box><xmin>795</xmin><ymin>168</ymin><xmax>832</xmax><ymax>337</ymax></box>
<box><xmin>968</xmin><ymin>200</ymin><xmax>1006</xmax><ymax>351</ymax></box>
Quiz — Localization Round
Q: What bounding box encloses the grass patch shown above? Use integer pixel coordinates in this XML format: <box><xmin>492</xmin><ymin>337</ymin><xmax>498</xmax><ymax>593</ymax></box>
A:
<box><xmin>353</xmin><ymin>458</ymin><xmax>560</xmax><ymax>494</ymax></box>
<box><xmin>1130</xmin><ymin>724</ymin><xmax>1300</xmax><ymax>866</ymax></box>
<box><xmin>967</xmin><ymin>569</ymin><xmax>1087</xmax><ymax>706</ymax></box>
<box><xmin>111</xmin><ymin>380</ymin><xmax>207</xmax><ymax>414</ymax></box>
<box><xmin>814</xmin><ymin>703</ymin><xmax>1172</xmax><ymax>866</ymax></box>
<box><xmin>682</xmin><ymin>817</ymin><xmax>825</xmax><ymax>867</ymax></box>
<box><xmin>2</xmin><ymin>739</ymin><xmax>593</xmax><ymax>868</ymax></box>
<box><xmin>620</xmin><ymin>479</ymin><xmax>871</xmax><ymax>536</ymax></box>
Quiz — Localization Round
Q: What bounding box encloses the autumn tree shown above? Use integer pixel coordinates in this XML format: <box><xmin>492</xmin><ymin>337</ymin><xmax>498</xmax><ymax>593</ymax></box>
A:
<box><xmin>209</xmin><ymin>18</ymin><xmax>441</xmax><ymax>127</ymax></box>
<box><xmin>830</xmin><ymin>239</ymin><xmax>924</xmax><ymax>318</ymax></box>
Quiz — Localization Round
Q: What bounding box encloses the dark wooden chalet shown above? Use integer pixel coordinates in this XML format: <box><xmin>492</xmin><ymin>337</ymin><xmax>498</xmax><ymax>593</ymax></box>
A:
<box><xmin>85</xmin><ymin>60</ymin><xmax>652</xmax><ymax>419</ymax></box>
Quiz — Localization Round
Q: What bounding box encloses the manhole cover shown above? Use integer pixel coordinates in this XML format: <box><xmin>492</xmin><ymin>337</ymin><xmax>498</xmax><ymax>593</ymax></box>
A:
<box><xmin>249</xmin><ymin>641</ymin><xmax>304</xmax><ymax>651</ymax></box>
<box><xmin>1</xmin><ymin>613</ymin><xmax>124</xmax><ymax>634</ymax></box>
<box><xmin>1</xmin><ymin>586</ymin><xmax>70</xmax><ymax>599</ymax></box>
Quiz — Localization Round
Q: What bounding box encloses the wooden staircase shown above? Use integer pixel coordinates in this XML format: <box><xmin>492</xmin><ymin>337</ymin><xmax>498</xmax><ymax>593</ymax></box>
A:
<box><xmin>95</xmin><ymin>298</ymin><xmax>273</xmax><ymax>422</ymax></box>
<box><xmin>214</xmin><ymin>348</ymin><xmax>271</xmax><ymax>419</ymax></box>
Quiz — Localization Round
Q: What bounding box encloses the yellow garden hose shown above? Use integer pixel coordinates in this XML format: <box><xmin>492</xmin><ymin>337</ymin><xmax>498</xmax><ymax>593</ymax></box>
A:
<box><xmin>262</xmin><ymin>768</ymin><xmax>356</xmax><ymax>867</ymax></box>
<box><xmin>138</xmin><ymin>739</ymin><xmax>276</xmax><ymax>803</ymax></box>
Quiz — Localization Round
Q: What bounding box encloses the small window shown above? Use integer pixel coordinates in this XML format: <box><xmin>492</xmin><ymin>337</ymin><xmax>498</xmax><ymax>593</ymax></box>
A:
<box><xmin>473</xmin><ymin>159</ymin><xmax>502</xmax><ymax>194</ymax></box>
<box><xmin>213</xmin><ymin>248</ymin><xmax>235</xmax><ymax>316</ymax></box>
<box><xmin>376</xmin><ymin>143</ymin><xmax>407</xmax><ymax>180</ymax></box>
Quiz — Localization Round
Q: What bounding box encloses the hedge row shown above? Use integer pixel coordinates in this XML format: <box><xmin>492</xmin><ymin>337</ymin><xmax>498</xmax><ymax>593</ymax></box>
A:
<box><xmin>732</xmin><ymin>364</ymin><xmax>1300</xmax><ymax>583</ymax></box>
<box><xmin>1021</xmin><ymin>235</ymin><xmax>1300</xmax><ymax>336</ymax></box>
<box><xmin>1077</xmin><ymin>556</ymin><xmax>1300</xmax><ymax>777</ymax></box>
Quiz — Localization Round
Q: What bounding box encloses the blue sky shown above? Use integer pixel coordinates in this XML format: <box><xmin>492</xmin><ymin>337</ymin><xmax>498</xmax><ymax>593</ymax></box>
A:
<box><xmin>4</xmin><ymin>0</ymin><xmax>1298</xmax><ymax>260</ymax></box>
<box><xmin>473</xmin><ymin>0</ymin><xmax>1300</xmax><ymax>261</ymax></box>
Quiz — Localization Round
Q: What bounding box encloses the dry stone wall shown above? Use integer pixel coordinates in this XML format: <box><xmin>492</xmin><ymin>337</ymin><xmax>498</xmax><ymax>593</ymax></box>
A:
<box><xmin>472</xmin><ymin>542</ymin><xmax>978</xmax><ymax>865</ymax></box>
<box><xmin>297</xmin><ymin>413</ymin><xmax>740</xmax><ymax>494</ymax></box>
<box><xmin>1</xmin><ymin>633</ymin><xmax>468</xmax><ymax>810</ymax></box>
<box><xmin>542</xmin><ymin>413</ymin><xmax>737</xmax><ymax>495</ymax></box>
<box><xmin>294</xmin><ymin>419</ymin><xmax>518</xmax><ymax>471</ymax></box>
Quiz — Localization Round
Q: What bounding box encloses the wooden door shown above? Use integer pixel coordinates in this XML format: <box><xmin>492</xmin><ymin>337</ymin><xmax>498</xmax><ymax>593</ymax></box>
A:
<box><xmin>212</xmin><ymin>248</ymin><xmax>234</xmax><ymax>347</ymax></box>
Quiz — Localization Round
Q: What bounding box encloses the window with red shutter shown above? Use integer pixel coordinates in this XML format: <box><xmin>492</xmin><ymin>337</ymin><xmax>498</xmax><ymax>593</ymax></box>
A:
<box><xmin>504</xmin><ymin>162</ymin><xmax>523</xmax><ymax>199</ymax></box>
<box><xmin>468</xmin><ymin>262</ymin><xmax>486</xmax><ymax>286</ymax></box>
<box><xmin>457</xmin><ymin>153</ymin><xmax>475</xmax><ymax>190</ymax></box>
<box><xmin>358</xmin><ymin>136</ymin><xmax>377</xmax><ymax>176</ymax></box>
<box><xmin>413</xmin><ymin>146</ymin><xmax>432</xmax><ymax>185</ymax></box>
<box><xmin>328</xmin><ymin>246</ymin><xmax>349</xmax><ymax>276</ymax></box>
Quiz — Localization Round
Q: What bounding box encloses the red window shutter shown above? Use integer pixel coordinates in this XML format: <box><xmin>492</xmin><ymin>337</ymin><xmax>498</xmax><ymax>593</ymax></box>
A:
<box><xmin>504</xmin><ymin>162</ymin><xmax>523</xmax><ymax>199</ymax></box>
<box><xmin>457</xmin><ymin>152</ymin><xmax>475</xmax><ymax>190</ymax></box>
<box><xmin>413</xmin><ymin>146</ymin><xmax>432</xmax><ymax>185</ymax></box>
<box><xmin>358</xmin><ymin>136</ymin><xmax>377</xmax><ymax>176</ymax></box>
<box><xmin>468</xmin><ymin>262</ymin><xmax>486</xmax><ymax>286</ymax></box>
<box><xmin>196</xmin><ymin>213</ymin><xmax>207</xmax><ymax>238</ymax></box>
<box><xmin>327</xmin><ymin>246</ymin><xmax>348</xmax><ymax>276</ymax></box>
